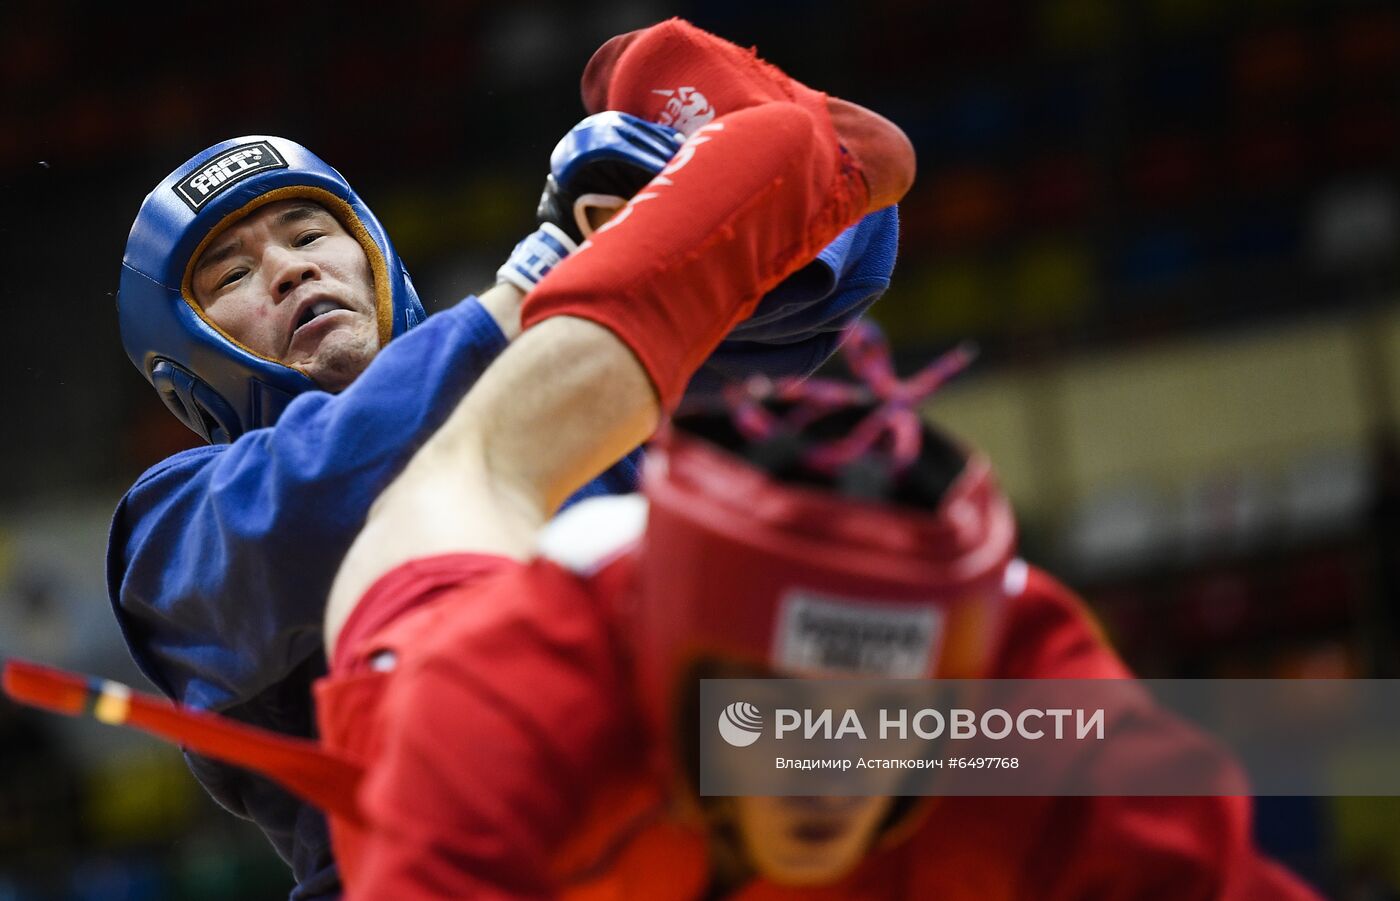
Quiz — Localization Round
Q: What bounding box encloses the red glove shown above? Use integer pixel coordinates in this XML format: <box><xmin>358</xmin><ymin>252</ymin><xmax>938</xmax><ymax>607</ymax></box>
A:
<box><xmin>522</xmin><ymin>19</ymin><xmax>914</xmax><ymax>410</ymax></box>
<box><xmin>582</xmin><ymin>19</ymin><xmax>915</xmax><ymax>211</ymax></box>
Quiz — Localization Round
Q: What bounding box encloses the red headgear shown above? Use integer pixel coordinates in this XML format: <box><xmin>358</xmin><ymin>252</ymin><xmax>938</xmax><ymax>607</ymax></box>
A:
<box><xmin>627</xmin><ymin>326</ymin><xmax>1018</xmax><ymax>741</ymax></box>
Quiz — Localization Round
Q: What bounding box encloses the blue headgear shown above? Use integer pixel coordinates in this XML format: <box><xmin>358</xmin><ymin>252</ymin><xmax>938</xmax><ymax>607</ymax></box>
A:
<box><xmin>118</xmin><ymin>136</ymin><xmax>426</xmax><ymax>444</ymax></box>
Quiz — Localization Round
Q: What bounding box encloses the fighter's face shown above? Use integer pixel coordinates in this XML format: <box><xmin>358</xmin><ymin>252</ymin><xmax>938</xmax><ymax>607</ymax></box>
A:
<box><xmin>723</xmin><ymin>794</ymin><xmax>895</xmax><ymax>886</ymax></box>
<box><xmin>191</xmin><ymin>200</ymin><xmax>380</xmax><ymax>392</ymax></box>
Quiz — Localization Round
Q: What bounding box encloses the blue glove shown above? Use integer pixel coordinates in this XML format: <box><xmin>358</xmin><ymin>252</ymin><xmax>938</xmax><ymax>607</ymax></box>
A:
<box><xmin>539</xmin><ymin>111</ymin><xmax>684</xmax><ymax>245</ymax></box>
<box><xmin>499</xmin><ymin>112</ymin><xmax>684</xmax><ymax>292</ymax></box>
<box><xmin>686</xmin><ymin>205</ymin><xmax>901</xmax><ymax>399</ymax></box>
<box><xmin>500</xmin><ymin>112</ymin><xmax>898</xmax><ymax>396</ymax></box>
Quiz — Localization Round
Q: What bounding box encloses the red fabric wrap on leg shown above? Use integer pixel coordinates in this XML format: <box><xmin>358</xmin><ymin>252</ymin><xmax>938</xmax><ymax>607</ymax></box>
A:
<box><xmin>519</xmin><ymin>101</ymin><xmax>866</xmax><ymax>410</ymax></box>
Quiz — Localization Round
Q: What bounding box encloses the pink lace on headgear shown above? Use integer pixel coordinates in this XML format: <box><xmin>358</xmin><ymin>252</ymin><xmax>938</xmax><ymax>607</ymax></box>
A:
<box><xmin>722</xmin><ymin>321</ymin><xmax>977</xmax><ymax>478</ymax></box>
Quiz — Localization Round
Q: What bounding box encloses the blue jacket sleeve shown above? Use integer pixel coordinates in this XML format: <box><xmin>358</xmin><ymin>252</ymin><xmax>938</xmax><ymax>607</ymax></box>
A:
<box><xmin>107</xmin><ymin>294</ymin><xmax>644</xmax><ymax>899</ymax></box>
<box><xmin>108</xmin><ymin>297</ymin><xmax>512</xmax><ymax>712</ymax></box>
<box><xmin>110</xmin><ymin>208</ymin><xmax>897</xmax><ymax>711</ymax></box>
<box><xmin>104</xmin><ymin>203</ymin><xmax>888</xmax><ymax>895</ymax></box>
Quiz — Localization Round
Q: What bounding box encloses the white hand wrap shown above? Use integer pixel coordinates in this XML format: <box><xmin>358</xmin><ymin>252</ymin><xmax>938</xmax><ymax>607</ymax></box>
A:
<box><xmin>496</xmin><ymin>223</ymin><xmax>579</xmax><ymax>294</ymax></box>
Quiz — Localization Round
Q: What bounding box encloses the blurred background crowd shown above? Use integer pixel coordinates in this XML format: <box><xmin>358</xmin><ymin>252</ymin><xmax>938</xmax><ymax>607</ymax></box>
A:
<box><xmin>1</xmin><ymin>0</ymin><xmax>1396</xmax><ymax>898</ymax></box>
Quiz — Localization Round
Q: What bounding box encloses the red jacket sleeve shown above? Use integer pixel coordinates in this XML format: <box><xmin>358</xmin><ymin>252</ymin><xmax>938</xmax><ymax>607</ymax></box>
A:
<box><xmin>328</xmin><ymin>558</ymin><xmax>639</xmax><ymax>901</ymax></box>
<box><xmin>989</xmin><ymin>566</ymin><xmax>1323</xmax><ymax>900</ymax></box>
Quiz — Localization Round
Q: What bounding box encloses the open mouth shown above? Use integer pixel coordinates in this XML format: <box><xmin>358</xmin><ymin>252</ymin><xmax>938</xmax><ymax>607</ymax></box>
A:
<box><xmin>295</xmin><ymin>300</ymin><xmax>343</xmax><ymax>332</ymax></box>
<box><xmin>790</xmin><ymin>820</ymin><xmax>846</xmax><ymax>844</ymax></box>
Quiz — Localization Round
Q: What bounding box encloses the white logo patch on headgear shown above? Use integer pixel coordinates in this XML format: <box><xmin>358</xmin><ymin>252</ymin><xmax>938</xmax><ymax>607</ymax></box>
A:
<box><xmin>174</xmin><ymin>140</ymin><xmax>289</xmax><ymax>212</ymax></box>
<box><xmin>773</xmin><ymin>590</ymin><xmax>943</xmax><ymax>677</ymax></box>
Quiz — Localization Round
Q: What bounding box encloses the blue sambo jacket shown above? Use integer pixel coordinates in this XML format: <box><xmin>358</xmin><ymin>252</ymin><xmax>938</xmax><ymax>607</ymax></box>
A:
<box><xmin>106</xmin><ymin>207</ymin><xmax>899</xmax><ymax>900</ymax></box>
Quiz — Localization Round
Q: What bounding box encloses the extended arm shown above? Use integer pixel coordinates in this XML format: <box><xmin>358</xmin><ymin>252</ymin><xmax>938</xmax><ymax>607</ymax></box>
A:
<box><xmin>326</xmin><ymin>315</ymin><xmax>654</xmax><ymax>649</ymax></box>
<box><xmin>327</xmin><ymin>74</ymin><xmax>899</xmax><ymax>653</ymax></box>
<box><xmin>319</xmin><ymin>21</ymin><xmax>911</xmax><ymax>897</ymax></box>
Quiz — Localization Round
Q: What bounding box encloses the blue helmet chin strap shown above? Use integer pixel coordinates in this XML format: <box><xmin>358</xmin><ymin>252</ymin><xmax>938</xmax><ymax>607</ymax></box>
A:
<box><xmin>118</xmin><ymin>136</ymin><xmax>426</xmax><ymax>444</ymax></box>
